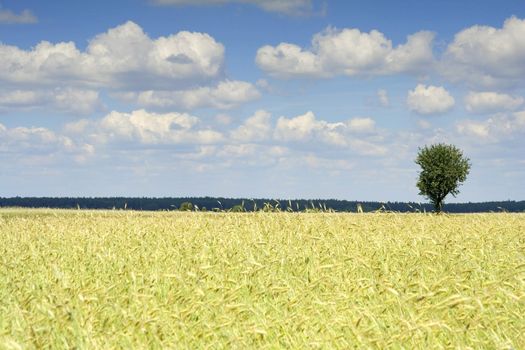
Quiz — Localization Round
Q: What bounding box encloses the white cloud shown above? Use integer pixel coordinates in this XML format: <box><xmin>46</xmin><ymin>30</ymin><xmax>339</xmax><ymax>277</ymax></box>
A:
<box><xmin>0</xmin><ymin>105</ymin><xmax>395</xmax><ymax>175</ymax></box>
<box><xmin>52</xmin><ymin>106</ymin><xmax>379</xmax><ymax>154</ymax></box>
<box><xmin>274</xmin><ymin>111</ymin><xmax>322</xmax><ymax>141</ymax></box>
<box><xmin>464</xmin><ymin>91</ymin><xmax>523</xmax><ymax>114</ymax></box>
<box><xmin>377</xmin><ymin>89</ymin><xmax>389</xmax><ymax>107</ymax></box>
<box><xmin>274</xmin><ymin>112</ymin><xmax>377</xmax><ymax>142</ymax></box>
<box><xmin>0</xmin><ymin>8</ymin><xmax>37</xmax><ymax>24</ymax></box>
<box><xmin>0</xmin><ymin>21</ymin><xmax>224</xmax><ymax>89</ymax></box>
<box><xmin>254</xmin><ymin>16</ymin><xmax>525</xmax><ymax>89</ymax></box>
<box><xmin>274</xmin><ymin>111</ymin><xmax>385</xmax><ymax>155</ymax></box>
<box><xmin>347</xmin><ymin>117</ymin><xmax>376</xmax><ymax>133</ymax></box>
<box><xmin>61</xmin><ymin>108</ymin><xmax>388</xmax><ymax>157</ymax></box>
<box><xmin>456</xmin><ymin>120</ymin><xmax>490</xmax><ymax>139</ymax></box>
<box><xmin>152</xmin><ymin>0</ymin><xmax>314</xmax><ymax>16</ymax></box>
<box><xmin>1</xmin><ymin>126</ymin><xmax>64</xmax><ymax>147</ymax></box>
<box><xmin>256</xmin><ymin>27</ymin><xmax>434</xmax><ymax>78</ymax></box>
<box><xmin>442</xmin><ymin>16</ymin><xmax>525</xmax><ymax>87</ymax></box>
<box><xmin>456</xmin><ymin>110</ymin><xmax>525</xmax><ymax>142</ymax></box>
<box><xmin>53</xmin><ymin>89</ymin><xmax>101</xmax><ymax>115</ymax></box>
<box><xmin>128</xmin><ymin>80</ymin><xmax>260</xmax><ymax>110</ymax></box>
<box><xmin>0</xmin><ymin>122</ymin><xmax>93</xmax><ymax>164</ymax></box>
<box><xmin>0</xmin><ymin>90</ymin><xmax>40</xmax><ymax>106</ymax></box>
<box><xmin>256</xmin><ymin>43</ymin><xmax>320</xmax><ymax>78</ymax></box>
<box><xmin>0</xmin><ymin>21</ymin><xmax>261</xmax><ymax>114</ymax></box>
<box><xmin>0</xmin><ymin>88</ymin><xmax>101</xmax><ymax>115</ymax></box>
<box><xmin>231</xmin><ymin>110</ymin><xmax>272</xmax><ymax>142</ymax></box>
<box><xmin>66</xmin><ymin>109</ymin><xmax>224</xmax><ymax>145</ymax></box>
<box><xmin>407</xmin><ymin>84</ymin><xmax>455</xmax><ymax>115</ymax></box>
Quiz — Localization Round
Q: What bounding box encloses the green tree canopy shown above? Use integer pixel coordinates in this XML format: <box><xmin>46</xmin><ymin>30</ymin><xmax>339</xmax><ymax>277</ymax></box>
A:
<box><xmin>416</xmin><ymin>143</ymin><xmax>471</xmax><ymax>213</ymax></box>
<box><xmin>179</xmin><ymin>202</ymin><xmax>194</xmax><ymax>211</ymax></box>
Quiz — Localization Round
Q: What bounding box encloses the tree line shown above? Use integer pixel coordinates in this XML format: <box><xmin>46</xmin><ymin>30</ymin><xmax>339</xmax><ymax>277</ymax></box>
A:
<box><xmin>0</xmin><ymin>197</ymin><xmax>523</xmax><ymax>213</ymax></box>
<box><xmin>0</xmin><ymin>145</ymin><xmax>517</xmax><ymax>213</ymax></box>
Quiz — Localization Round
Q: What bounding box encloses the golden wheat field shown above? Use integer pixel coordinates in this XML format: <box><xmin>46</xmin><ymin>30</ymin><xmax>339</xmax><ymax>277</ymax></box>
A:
<box><xmin>0</xmin><ymin>209</ymin><xmax>524</xmax><ymax>349</ymax></box>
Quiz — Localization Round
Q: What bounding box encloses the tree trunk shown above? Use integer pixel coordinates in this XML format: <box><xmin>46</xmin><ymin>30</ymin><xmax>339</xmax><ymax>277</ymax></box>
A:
<box><xmin>434</xmin><ymin>198</ymin><xmax>444</xmax><ymax>214</ymax></box>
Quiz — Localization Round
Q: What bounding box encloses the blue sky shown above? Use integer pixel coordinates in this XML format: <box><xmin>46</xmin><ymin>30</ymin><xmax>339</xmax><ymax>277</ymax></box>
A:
<box><xmin>1</xmin><ymin>0</ymin><xmax>524</xmax><ymax>201</ymax></box>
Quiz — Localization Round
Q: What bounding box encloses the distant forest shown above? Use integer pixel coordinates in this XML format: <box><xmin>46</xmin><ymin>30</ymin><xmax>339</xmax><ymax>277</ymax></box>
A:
<box><xmin>0</xmin><ymin>197</ymin><xmax>524</xmax><ymax>213</ymax></box>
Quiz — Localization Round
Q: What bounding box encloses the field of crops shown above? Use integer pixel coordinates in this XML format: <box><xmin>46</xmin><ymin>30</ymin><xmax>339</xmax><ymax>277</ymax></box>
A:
<box><xmin>0</xmin><ymin>209</ymin><xmax>524</xmax><ymax>349</ymax></box>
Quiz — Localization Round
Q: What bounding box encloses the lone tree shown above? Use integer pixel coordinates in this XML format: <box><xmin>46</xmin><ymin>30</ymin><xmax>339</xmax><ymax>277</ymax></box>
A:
<box><xmin>415</xmin><ymin>143</ymin><xmax>471</xmax><ymax>213</ymax></box>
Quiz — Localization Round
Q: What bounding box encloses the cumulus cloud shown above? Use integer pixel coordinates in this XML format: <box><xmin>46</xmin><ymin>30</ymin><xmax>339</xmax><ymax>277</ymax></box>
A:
<box><xmin>65</xmin><ymin>109</ymin><xmax>224</xmax><ymax>145</ymax></box>
<box><xmin>274</xmin><ymin>112</ymin><xmax>377</xmax><ymax>142</ymax></box>
<box><xmin>0</xmin><ymin>8</ymin><xmax>37</xmax><ymax>24</ymax></box>
<box><xmin>256</xmin><ymin>27</ymin><xmax>435</xmax><ymax>78</ymax></box>
<box><xmin>0</xmin><ymin>104</ymin><xmax>427</xmax><ymax>184</ymax></box>
<box><xmin>124</xmin><ymin>80</ymin><xmax>260</xmax><ymax>110</ymax></box>
<box><xmin>254</xmin><ymin>16</ymin><xmax>525</xmax><ymax>88</ymax></box>
<box><xmin>464</xmin><ymin>91</ymin><xmax>523</xmax><ymax>114</ymax></box>
<box><xmin>231</xmin><ymin>110</ymin><xmax>272</xmax><ymax>142</ymax></box>
<box><xmin>456</xmin><ymin>120</ymin><xmax>490</xmax><ymax>139</ymax></box>
<box><xmin>152</xmin><ymin>0</ymin><xmax>314</xmax><ymax>16</ymax></box>
<box><xmin>59</xmin><ymin>108</ymin><xmax>388</xmax><ymax>160</ymax></box>
<box><xmin>0</xmin><ymin>122</ymin><xmax>94</xmax><ymax>164</ymax></box>
<box><xmin>456</xmin><ymin>110</ymin><xmax>525</xmax><ymax>142</ymax></box>
<box><xmin>407</xmin><ymin>84</ymin><xmax>455</xmax><ymax>115</ymax></box>
<box><xmin>274</xmin><ymin>111</ymin><xmax>385</xmax><ymax>155</ymax></box>
<box><xmin>0</xmin><ymin>88</ymin><xmax>101</xmax><ymax>114</ymax></box>
<box><xmin>442</xmin><ymin>16</ymin><xmax>525</xmax><ymax>87</ymax></box>
<box><xmin>0</xmin><ymin>21</ymin><xmax>224</xmax><ymax>89</ymax></box>
<box><xmin>274</xmin><ymin>111</ymin><xmax>321</xmax><ymax>141</ymax></box>
<box><xmin>347</xmin><ymin>117</ymin><xmax>376</xmax><ymax>133</ymax></box>
<box><xmin>0</xmin><ymin>124</ymin><xmax>68</xmax><ymax>150</ymax></box>
<box><xmin>0</xmin><ymin>21</ymin><xmax>258</xmax><ymax>113</ymax></box>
